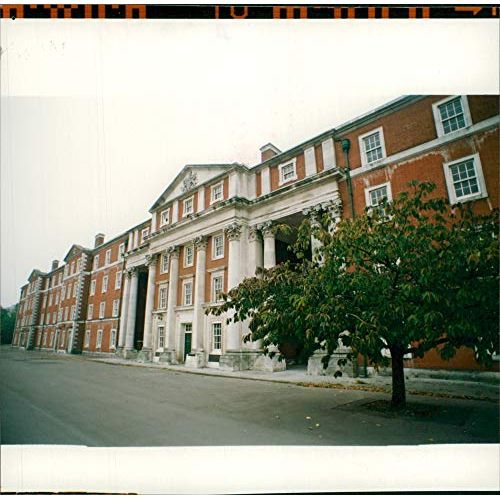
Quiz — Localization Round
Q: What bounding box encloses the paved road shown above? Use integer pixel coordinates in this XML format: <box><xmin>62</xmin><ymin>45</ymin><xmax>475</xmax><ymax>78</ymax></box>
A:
<box><xmin>1</xmin><ymin>348</ymin><xmax>498</xmax><ymax>446</ymax></box>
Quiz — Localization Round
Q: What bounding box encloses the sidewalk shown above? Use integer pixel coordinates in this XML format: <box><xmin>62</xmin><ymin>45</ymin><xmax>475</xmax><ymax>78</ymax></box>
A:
<box><xmin>84</xmin><ymin>354</ymin><xmax>500</xmax><ymax>402</ymax></box>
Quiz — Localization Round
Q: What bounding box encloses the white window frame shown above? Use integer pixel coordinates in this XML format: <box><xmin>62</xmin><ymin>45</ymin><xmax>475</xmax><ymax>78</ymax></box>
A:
<box><xmin>66</xmin><ymin>283</ymin><xmax>71</xmax><ymax>299</ymax></box>
<box><xmin>96</xmin><ymin>329</ymin><xmax>103</xmax><ymax>349</ymax></box>
<box><xmin>112</xmin><ymin>299</ymin><xmax>120</xmax><ymax>317</ymax></box>
<box><xmin>212</xmin><ymin>234</ymin><xmax>224</xmax><ymax>260</ymax></box>
<box><xmin>157</xmin><ymin>325</ymin><xmax>165</xmax><ymax>350</ymax></box>
<box><xmin>184</xmin><ymin>244</ymin><xmax>194</xmax><ymax>268</ymax></box>
<box><xmin>358</xmin><ymin>126</ymin><xmax>387</xmax><ymax>166</ymax></box>
<box><xmin>87</xmin><ymin>304</ymin><xmax>94</xmax><ymax>320</ymax></box>
<box><xmin>84</xmin><ymin>330</ymin><xmax>90</xmax><ymax>348</ymax></box>
<box><xmin>210</xmin><ymin>182</ymin><xmax>224</xmax><ymax>204</ymax></box>
<box><xmin>70</xmin><ymin>305</ymin><xmax>76</xmax><ymax>320</ymax></box>
<box><xmin>141</xmin><ymin>228</ymin><xmax>149</xmax><ymax>243</ymax></box>
<box><xmin>278</xmin><ymin>158</ymin><xmax>297</xmax><ymax>186</ymax></box>
<box><xmin>119</xmin><ymin>242</ymin><xmax>126</xmax><ymax>260</ymax></box>
<box><xmin>183</xmin><ymin>196</ymin><xmax>194</xmax><ymax>217</ymax></box>
<box><xmin>99</xmin><ymin>301</ymin><xmax>105</xmax><ymax>319</ymax></box>
<box><xmin>160</xmin><ymin>208</ymin><xmax>170</xmax><ymax>227</ymax></box>
<box><xmin>90</xmin><ymin>279</ymin><xmax>96</xmax><ymax>296</ymax></box>
<box><xmin>364</xmin><ymin>182</ymin><xmax>393</xmax><ymax>209</ymax></box>
<box><xmin>102</xmin><ymin>275</ymin><xmax>108</xmax><ymax>293</ymax></box>
<box><xmin>48</xmin><ymin>293</ymin><xmax>53</xmax><ymax>306</ymax></box>
<box><xmin>93</xmin><ymin>255</ymin><xmax>99</xmax><ymax>270</ymax></box>
<box><xmin>52</xmin><ymin>312</ymin><xmax>57</xmax><ymax>323</ymax></box>
<box><xmin>73</xmin><ymin>283</ymin><xmax>78</xmax><ymax>298</ymax></box>
<box><xmin>159</xmin><ymin>286</ymin><xmax>168</xmax><ymax>310</ymax></box>
<box><xmin>70</xmin><ymin>262</ymin><xmax>75</xmax><ymax>275</ymax></box>
<box><xmin>77</xmin><ymin>259</ymin><xmax>81</xmax><ymax>272</ymax></box>
<box><xmin>212</xmin><ymin>322</ymin><xmax>222</xmax><ymax>352</ymax></box>
<box><xmin>183</xmin><ymin>279</ymin><xmax>193</xmax><ymax>306</ymax></box>
<box><xmin>161</xmin><ymin>253</ymin><xmax>170</xmax><ymax>274</ymax></box>
<box><xmin>432</xmin><ymin>95</ymin><xmax>472</xmax><ymax>138</ymax></box>
<box><xmin>109</xmin><ymin>329</ymin><xmax>117</xmax><ymax>349</ymax></box>
<box><xmin>105</xmin><ymin>249</ymin><xmax>111</xmax><ymax>265</ymax></box>
<box><xmin>64</xmin><ymin>306</ymin><xmax>69</xmax><ymax>321</ymax></box>
<box><xmin>443</xmin><ymin>153</ymin><xmax>487</xmax><ymax>205</ymax></box>
<box><xmin>115</xmin><ymin>271</ymin><xmax>122</xmax><ymax>290</ymax></box>
<box><xmin>211</xmin><ymin>272</ymin><xmax>224</xmax><ymax>303</ymax></box>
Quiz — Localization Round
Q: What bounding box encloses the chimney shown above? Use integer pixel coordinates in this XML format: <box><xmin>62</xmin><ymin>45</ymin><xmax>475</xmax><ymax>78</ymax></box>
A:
<box><xmin>51</xmin><ymin>260</ymin><xmax>59</xmax><ymax>271</ymax></box>
<box><xmin>94</xmin><ymin>233</ymin><xmax>105</xmax><ymax>248</ymax></box>
<box><xmin>260</xmin><ymin>143</ymin><xmax>281</xmax><ymax>163</ymax></box>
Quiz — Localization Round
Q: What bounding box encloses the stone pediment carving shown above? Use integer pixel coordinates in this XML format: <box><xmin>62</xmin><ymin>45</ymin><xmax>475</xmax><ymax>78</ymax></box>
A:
<box><xmin>181</xmin><ymin>171</ymin><xmax>198</xmax><ymax>193</ymax></box>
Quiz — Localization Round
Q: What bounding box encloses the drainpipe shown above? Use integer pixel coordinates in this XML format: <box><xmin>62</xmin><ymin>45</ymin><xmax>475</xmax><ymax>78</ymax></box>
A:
<box><xmin>341</xmin><ymin>138</ymin><xmax>355</xmax><ymax>220</ymax></box>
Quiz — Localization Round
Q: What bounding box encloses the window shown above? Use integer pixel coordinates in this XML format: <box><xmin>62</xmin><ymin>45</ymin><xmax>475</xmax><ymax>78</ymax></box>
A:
<box><xmin>109</xmin><ymin>329</ymin><xmax>117</xmax><ymax>349</ymax></box>
<box><xmin>157</xmin><ymin>325</ymin><xmax>165</xmax><ymax>349</ymax></box>
<box><xmin>212</xmin><ymin>273</ymin><xmax>224</xmax><ymax>302</ymax></box>
<box><xmin>183</xmin><ymin>281</ymin><xmax>193</xmax><ymax>306</ymax></box>
<box><xmin>61</xmin><ymin>286</ymin><xmax>66</xmax><ymax>299</ymax></box>
<box><xmin>161</xmin><ymin>253</ymin><xmax>170</xmax><ymax>274</ymax></box>
<box><xmin>119</xmin><ymin>243</ymin><xmax>126</xmax><ymax>260</ymax></box>
<box><xmin>77</xmin><ymin>259</ymin><xmax>81</xmax><ymax>272</ymax></box>
<box><xmin>73</xmin><ymin>283</ymin><xmax>78</xmax><ymax>298</ymax></box>
<box><xmin>443</xmin><ymin>154</ymin><xmax>487</xmax><ymax>204</ymax></box>
<box><xmin>96</xmin><ymin>329</ymin><xmax>103</xmax><ymax>349</ymax></box>
<box><xmin>70</xmin><ymin>262</ymin><xmax>75</xmax><ymax>275</ymax></box>
<box><xmin>49</xmin><ymin>293</ymin><xmax>53</xmax><ymax>306</ymax></box>
<box><xmin>93</xmin><ymin>255</ymin><xmax>99</xmax><ymax>270</ymax></box>
<box><xmin>52</xmin><ymin>312</ymin><xmax>57</xmax><ymax>323</ymax></box>
<box><xmin>105</xmin><ymin>249</ymin><xmax>111</xmax><ymax>265</ymax></box>
<box><xmin>43</xmin><ymin>332</ymin><xmax>47</xmax><ymax>346</ymax></box>
<box><xmin>99</xmin><ymin>302</ymin><xmax>105</xmax><ymax>319</ymax></box>
<box><xmin>64</xmin><ymin>266</ymin><xmax>68</xmax><ymax>278</ymax></box>
<box><xmin>184</xmin><ymin>245</ymin><xmax>194</xmax><ymax>267</ymax></box>
<box><xmin>70</xmin><ymin>305</ymin><xmax>76</xmax><ymax>320</ymax></box>
<box><xmin>64</xmin><ymin>306</ymin><xmax>69</xmax><ymax>321</ymax></box>
<box><xmin>279</xmin><ymin>160</ymin><xmax>297</xmax><ymax>185</ymax></box>
<box><xmin>102</xmin><ymin>275</ymin><xmax>108</xmax><ymax>293</ymax></box>
<box><xmin>88</xmin><ymin>304</ymin><xmax>95</xmax><ymax>320</ymax></box>
<box><xmin>115</xmin><ymin>271</ymin><xmax>122</xmax><ymax>290</ymax></box>
<box><xmin>365</xmin><ymin>182</ymin><xmax>392</xmax><ymax>210</ymax></box>
<box><xmin>212</xmin><ymin>234</ymin><xmax>224</xmax><ymax>259</ymax></box>
<box><xmin>66</xmin><ymin>283</ymin><xmax>71</xmax><ymax>299</ymax></box>
<box><xmin>183</xmin><ymin>196</ymin><xmax>194</xmax><ymax>216</ymax></box>
<box><xmin>160</xmin><ymin>208</ymin><xmax>170</xmax><ymax>227</ymax></box>
<box><xmin>433</xmin><ymin>96</ymin><xmax>471</xmax><ymax>137</ymax></box>
<box><xmin>112</xmin><ymin>299</ymin><xmax>120</xmax><ymax>317</ymax></box>
<box><xmin>141</xmin><ymin>228</ymin><xmax>149</xmax><ymax>243</ymax></box>
<box><xmin>359</xmin><ymin>127</ymin><xmax>386</xmax><ymax>165</ymax></box>
<box><xmin>57</xmin><ymin>309</ymin><xmax>62</xmax><ymax>322</ymax></box>
<box><xmin>159</xmin><ymin>286</ymin><xmax>168</xmax><ymax>309</ymax></box>
<box><xmin>210</xmin><ymin>182</ymin><xmax>223</xmax><ymax>204</ymax></box>
<box><xmin>42</xmin><ymin>295</ymin><xmax>47</xmax><ymax>308</ymax></box>
<box><xmin>55</xmin><ymin>292</ymin><xmax>59</xmax><ymax>304</ymax></box>
<box><xmin>212</xmin><ymin>322</ymin><xmax>222</xmax><ymax>351</ymax></box>
<box><xmin>84</xmin><ymin>330</ymin><xmax>90</xmax><ymax>348</ymax></box>
<box><xmin>90</xmin><ymin>280</ymin><xmax>96</xmax><ymax>296</ymax></box>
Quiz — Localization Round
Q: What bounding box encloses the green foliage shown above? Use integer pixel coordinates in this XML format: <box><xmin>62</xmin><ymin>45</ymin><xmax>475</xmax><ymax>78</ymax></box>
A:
<box><xmin>1</xmin><ymin>305</ymin><xmax>18</xmax><ymax>344</ymax></box>
<box><xmin>207</xmin><ymin>182</ymin><xmax>499</xmax><ymax>405</ymax></box>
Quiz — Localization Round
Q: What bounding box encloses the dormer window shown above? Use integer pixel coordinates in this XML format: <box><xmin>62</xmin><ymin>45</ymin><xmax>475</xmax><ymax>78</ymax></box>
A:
<box><xmin>279</xmin><ymin>159</ymin><xmax>297</xmax><ymax>185</ymax></box>
<box><xmin>210</xmin><ymin>182</ymin><xmax>224</xmax><ymax>204</ymax></box>
<box><xmin>160</xmin><ymin>208</ymin><xmax>170</xmax><ymax>227</ymax></box>
<box><xmin>183</xmin><ymin>196</ymin><xmax>194</xmax><ymax>217</ymax></box>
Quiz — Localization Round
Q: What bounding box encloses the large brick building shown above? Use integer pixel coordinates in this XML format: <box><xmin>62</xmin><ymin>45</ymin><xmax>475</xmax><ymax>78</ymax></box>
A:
<box><xmin>12</xmin><ymin>95</ymin><xmax>499</xmax><ymax>373</ymax></box>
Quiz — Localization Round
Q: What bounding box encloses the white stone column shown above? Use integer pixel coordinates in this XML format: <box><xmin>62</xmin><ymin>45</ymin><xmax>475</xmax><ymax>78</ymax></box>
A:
<box><xmin>141</xmin><ymin>254</ymin><xmax>158</xmax><ymax>353</ymax></box>
<box><xmin>124</xmin><ymin>268</ymin><xmax>139</xmax><ymax>350</ymax></box>
<box><xmin>248</xmin><ymin>225</ymin><xmax>264</xmax><ymax>350</ymax></box>
<box><xmin>260</xmin><ymin>221</ymin><xmax>276</xmax><ymax>269</ymax></box>
<box><xmin>118</xmin><ymin>270</ymin><xmax>130</xmax><ymax>348</ymax></box>
<box><xmin>225</xmin><ymin>222</ymin><xmax>242</xmax><ymax>351</ymax></box>
<box><xmin>166</xmin><ymin>246</ymin><xmax>179</xmax><ymax>355</ymax></box>
<box><xmin>303</xmin><ymin>206</ymin><xmax>323</xmax><ymax>263</ymax></box>
<box><xmin>192</xmin><ymin>236</ymin><xmax>207</xmax><ymax>352</ymax></box>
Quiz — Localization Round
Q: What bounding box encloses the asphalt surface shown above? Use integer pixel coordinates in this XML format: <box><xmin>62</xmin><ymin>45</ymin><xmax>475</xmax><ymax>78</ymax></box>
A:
<box><xmin>1</xmin><ymin>348</ymin><xmax>498</xmax><ymax>446</ymax></box>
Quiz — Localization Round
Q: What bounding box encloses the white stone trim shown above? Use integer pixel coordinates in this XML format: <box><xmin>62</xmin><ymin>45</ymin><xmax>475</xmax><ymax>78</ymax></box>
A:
<box><xmin>358</xmin><ymin>126</ymin><xmax>387</xmax><ymax>167</ymax></box>
<box><xmin>211</xmin><ymin>270</ymin><xmax>225</xmax><ymax>302</ymax></box>
<box><xmin>432</xmin><ymin>95</ymin><xmax>472</xmax><ymax>138</ymax></box>
<box><xmin>210</xmin><ymin>181</ymin><xmax>224</xmax><ymax>204</ymax></box>
<box><xmin>261</xmin><ymin>166</ymin><xmax>270</xmax><ymax>195</ymax></box>
<box><xmin>278</xmin><ymin>158</ymin><xmax>298</xmax><ymax>186</ymax></box>
<box><xmin>321</xmin><ymin>137</ymin><xmax>336</xmax><ymax>170</ymax></box>
<box><xmin>304</xmin><ymin>146</ymin><xmax>316</xmax><ymax>177</ymax></box>
<box><xmin>364</xmin><ymin>181</ymin><xmax>393</xmax><ymax>208</ymax></box>
<box><xmin>183</xmin><ymin>195</ymin><xmax>194</xmax><ymax>217</ymax></box>
<box><xmin>159</xmin><ymin>208</ymin><xmax>170</xmax><ymax>228</ymax></box>
<box><xmin>197</xmin><ymin>186</ymin><xmax>205</xmax><ymax>213</ymax></box>
<box><xmin>211</xmin><ymin>232</ymin><xmax>225</xmax><ymax>260</ymax></box>
<box><xmin>442</xmin><ymin>153</ymin><xmax>488</xmax><ymax>205</ymax></box>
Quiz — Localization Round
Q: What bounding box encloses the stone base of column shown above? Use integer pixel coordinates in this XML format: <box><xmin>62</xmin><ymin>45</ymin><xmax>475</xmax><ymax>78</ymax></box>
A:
<box><xmin>137</xmin><ymin>348</ymin><xmax>153</xmax><ymax>363</ymax></box>
<box><xmin>158</xmin><ymin>350</ymin><xmax>178</xmax><ymax>365</ymax></box>
<box><xmin>252</xmin><ymin>352</ymin><xmax>287</xmax><ymax>372</ymax></box>
<box><xmin>117</xmin><ymin>348</ymin><xmax>139</xmax><ymax>360</ymax></box>
<box><xmin>219</xmin><ymin>350</ymin><xmax>268</xmax><ymax>372</ymax></box>
<box><xmin>185</xmin><ymin>351</ymin><xmax>206</xmax><ymax>369</ymax></box>
<box><xmin>307</xmin><ymin>349</ymin><xmax>359</xmax><ymax>378</ymax></box>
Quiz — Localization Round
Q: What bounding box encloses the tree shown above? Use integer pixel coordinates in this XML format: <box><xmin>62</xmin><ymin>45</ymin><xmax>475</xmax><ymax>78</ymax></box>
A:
<box><xmin>1</xmin><ymin>304</ymin><xmax>18</xmax><ymax>344</ymax></box>
<box><xmin>208</xmin><ymin>182</ymin><xmax>499</xmax><ymax>408</ymax></box>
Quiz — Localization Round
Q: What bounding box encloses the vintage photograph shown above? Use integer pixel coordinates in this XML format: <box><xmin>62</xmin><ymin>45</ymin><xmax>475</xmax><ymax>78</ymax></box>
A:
<box><xmin>1</xmin><ymin>3</ymin><xmax>499</xmax><ymax>494</ymax></box>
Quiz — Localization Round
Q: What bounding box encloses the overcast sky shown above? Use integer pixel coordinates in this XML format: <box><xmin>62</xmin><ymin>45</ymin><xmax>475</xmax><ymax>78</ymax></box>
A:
<box><xmin>1</xmin><ymin>18</ymin><xmax>498</xmax><ymax>306</ymax></box>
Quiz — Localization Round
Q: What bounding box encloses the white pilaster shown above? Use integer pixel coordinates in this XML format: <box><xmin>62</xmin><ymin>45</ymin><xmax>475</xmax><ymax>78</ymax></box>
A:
<box><xmin>151</xmin><ymin>212</ymin><xmax>157</xmax><ymax>232</ymax></box>
<box><xmin>197</xmin><ymin>187</ymin><xmax>205</xmax><ymax>213</ymax></box>
<box><xmin>192</xmin><ymin>236</ymin><xmax>207</xmax><ymax>352</ymax></box>
<box><xmin>117</xmin><ymin>270</ymin><xmax>130</xmax><ymax>348</ymax></box>
<box><xmin>142</xmin><ymin>254</ymin><xmax>158</xmax><ymax>352</ymax></box>
<box><xmin>261</xmin><ymin>166</ymin><xmax>270</xmax><ymax>195</ymax></box>
<box><xmin>304</xmin><ymin>146</ymin><xmax>317</xmax><ymax>177</ymax></box>
<box><xmin>321</xmin><ymin>137</ymin><xmax>336</xmax><ymax>170</ymax></box>
<box><xmin>124</xmin><ymin>268</ymin><xmax>139</xmax><ymax>350</ymax></box>
<box><xmin>171</xmin><ymin>202</ymin><xmax>179</xmax><ymax>224</ymax></box>
<box><xmin>166</xmin><ymin>246</ymin><xmax>180</xmax><ymax>354</ymax></box>
<box><xmin>225</xmin><ymin>223</ymin><xmax>243</xmax><ymax>351</ymax></box>
<box><xmin>228</xmin><ymin>171</ymin><xmax>238</xmax><ymax>198</ymax></box>
<box><xmin>247</xmin><ymin>225</ymin><xmax>263</xmax><ymax>277</ymax></box>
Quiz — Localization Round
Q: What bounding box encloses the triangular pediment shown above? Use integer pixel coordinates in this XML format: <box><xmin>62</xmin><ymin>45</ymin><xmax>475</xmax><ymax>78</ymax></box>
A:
<box><xmin>150</xmin><ymin>163</ymin><xmax>240</xmax><ymax>212</ymax></box>
<box><xmin>63</xmin><ymin>244</ymin><xmax>88</xmax><ymax>263</ymax></box>
<box><xmin>27</xmin><ymin>269</ymin><xmax>44</xmax><ymax>282</ymax></box>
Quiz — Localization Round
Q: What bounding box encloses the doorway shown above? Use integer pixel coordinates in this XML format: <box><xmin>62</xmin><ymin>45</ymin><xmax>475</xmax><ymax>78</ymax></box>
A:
<box><xmin>183</xmin><ymin>323</ymin><xmax>192</xmax><ymax>361</ymax></box>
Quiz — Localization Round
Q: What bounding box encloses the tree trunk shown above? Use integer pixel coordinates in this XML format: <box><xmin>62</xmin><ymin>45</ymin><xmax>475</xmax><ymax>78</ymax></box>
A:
<box><xmin>390</xmin><ymin>350</ymin><xmax>406</xmax><ymax>409</ymax></box>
